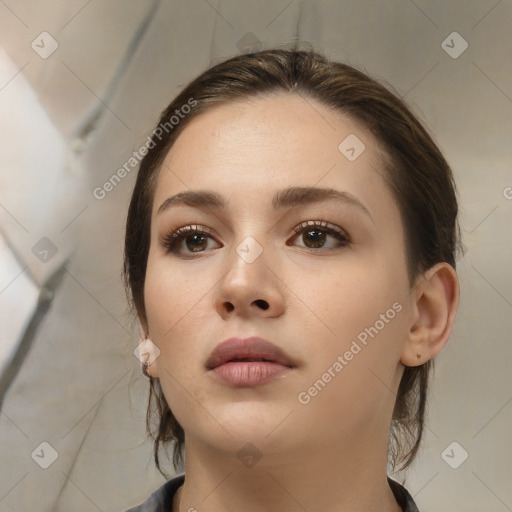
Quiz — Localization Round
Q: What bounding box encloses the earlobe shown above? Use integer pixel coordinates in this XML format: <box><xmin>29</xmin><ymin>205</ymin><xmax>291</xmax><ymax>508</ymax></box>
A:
<box><xmin>401</xmin><ymin>262</ymin><xmax>460</xmax><ymax>367</ymax></box>
<box><xmin>137</xmin><ymin>329</ymin><xmax>161</xmax><ymax>379</ymax></box>
<box><xmin>136</xmin><ymin>315</ymin><xmax>160</xmax><ymax>377</ymax></box>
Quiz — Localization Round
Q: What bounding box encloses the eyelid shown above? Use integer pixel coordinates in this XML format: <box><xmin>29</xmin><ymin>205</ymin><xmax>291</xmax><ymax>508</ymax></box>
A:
<box><xmin>291</xmin><ymin>220</ymin><xmax>350</xmax><ymax>240</ymax></box>
<box><xmin>159</xmin><ymin>224</ymin><xmax>215</xmax><ymax>247</ymax></box>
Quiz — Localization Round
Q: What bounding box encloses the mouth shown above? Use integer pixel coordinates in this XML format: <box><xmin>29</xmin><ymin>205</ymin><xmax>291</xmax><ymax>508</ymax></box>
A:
<box><xmin>205</xmin><ymin>337</ymin><xmax>296</xmax><ymax>387</ymax></box>
<box><xmin>205</xmin><ymin>337</ymin><xmax>296</xmax><ymax>370</ymax></box>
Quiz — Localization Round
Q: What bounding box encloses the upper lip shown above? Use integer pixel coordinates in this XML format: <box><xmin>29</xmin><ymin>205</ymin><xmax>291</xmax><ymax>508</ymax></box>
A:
<box><xmin>205</xmin><ymin>337</ymin><xmax>296</xmax><ymax>369</ymax></box>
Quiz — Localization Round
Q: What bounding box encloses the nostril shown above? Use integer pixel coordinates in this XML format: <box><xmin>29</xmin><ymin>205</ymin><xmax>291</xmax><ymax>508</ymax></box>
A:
<box><xmin>254</xmin><ymin>299</ymin><xmax>269</xmax><ymax>310</ymax></box>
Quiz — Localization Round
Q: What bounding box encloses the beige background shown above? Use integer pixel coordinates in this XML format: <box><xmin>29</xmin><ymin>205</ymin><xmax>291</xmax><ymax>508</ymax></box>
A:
<box><xmin>0</xmin><ymin>1</ymin><xmax>511</xmax><ymax>511</ymax></box>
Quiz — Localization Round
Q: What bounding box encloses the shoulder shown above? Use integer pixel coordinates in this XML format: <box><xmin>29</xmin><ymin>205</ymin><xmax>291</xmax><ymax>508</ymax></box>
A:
<box><xmin>387</xmin><ymin>477</ymin><xmax>421</xmax><ymax>512</ymax></box>
<box><xmin>124</xmin><ymin>474</ymin><xmax>185</xmax><ymax>512</ymax></box>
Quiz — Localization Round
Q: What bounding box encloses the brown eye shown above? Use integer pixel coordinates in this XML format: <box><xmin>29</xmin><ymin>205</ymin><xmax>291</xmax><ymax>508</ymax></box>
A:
<box><xmin>290</xmin><ymin>221</ymin><xmax>350</xmax><ymax>250</ymax></box>
<box><xmin>161</xmin><ymin>220</ymin><xmax>350</xmax><ymax>257</ymax></box>
<box><xmin>182</xmin><ymin>233</ymin><xmax>209</xmax><ymax>252</ymax></box>
<box><xmin>161</xmin><ymin>225</ymin><xmax>219</xmax><ymax>255</ymax></box>
<box><xmin>301</xmin><ymin>228</ymin><xmax>327</xmax><ymax>248</ymax></box>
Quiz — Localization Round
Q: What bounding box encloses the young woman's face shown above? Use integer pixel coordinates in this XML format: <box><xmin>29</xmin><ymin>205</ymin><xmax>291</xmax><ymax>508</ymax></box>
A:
<box><xmin>144</xmin><ymin>93</ymin><xmax>415</xmax><ymax>462</ymax></box>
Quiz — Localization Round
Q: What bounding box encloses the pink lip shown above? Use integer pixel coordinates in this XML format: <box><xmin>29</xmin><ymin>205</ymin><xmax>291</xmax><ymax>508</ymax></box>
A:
<box><xmin>205</xmin><ymin>337</ymin><xmax>296</xmax><ymax>387</ymax></box>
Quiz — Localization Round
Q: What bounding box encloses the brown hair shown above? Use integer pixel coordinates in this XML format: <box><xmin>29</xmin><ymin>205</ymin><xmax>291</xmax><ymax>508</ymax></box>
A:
<box><xmin>123</xmin><ymin>49</ymin><xmax>460</xmax><ymax>477</ymax></box>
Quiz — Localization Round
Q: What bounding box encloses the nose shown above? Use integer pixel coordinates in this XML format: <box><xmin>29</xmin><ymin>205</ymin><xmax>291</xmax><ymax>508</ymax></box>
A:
<box><xmin>215</xmin><ymin>242</ymin><xmax>286</xmax><ymax>319</ymax></box>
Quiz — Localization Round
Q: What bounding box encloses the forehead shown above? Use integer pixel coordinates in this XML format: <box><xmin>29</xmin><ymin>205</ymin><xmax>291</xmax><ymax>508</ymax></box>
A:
<box><xmin>153</xmin><ymin>93</ymin><xmax>398</xmax><ymax>224</ymax></box>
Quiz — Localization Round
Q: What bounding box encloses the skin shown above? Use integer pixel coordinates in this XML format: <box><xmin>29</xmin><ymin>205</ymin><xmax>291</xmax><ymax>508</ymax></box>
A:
<box><xmin>141</xmin><ymin>93</ymin><xmax>459</xmax><ymax>512</ymax></box>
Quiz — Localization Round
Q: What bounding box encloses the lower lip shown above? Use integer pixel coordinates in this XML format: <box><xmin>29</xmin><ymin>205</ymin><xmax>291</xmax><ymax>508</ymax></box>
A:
<box><xmin>210</xmin><ymin>361</ymin><xmax>292</xmax><ymax>387</ymax></box>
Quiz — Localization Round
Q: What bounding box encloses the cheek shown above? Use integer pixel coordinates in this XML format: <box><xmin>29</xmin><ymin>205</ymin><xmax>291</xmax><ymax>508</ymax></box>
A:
<box><xmin>295</xmin><ymin>251</ymin><xmax>407</xmax><ymax>341</ymax></box>
<box><xmin>292</xmin><ymin>254</ymin><xmax>409</xmax><ymax>398</ymax></box>
<box><xmin>143</xmin><ymin>257</ymin><xmax>213</xmax><ymax>414</ymax></box>
<box><xmin>145</xmin><ymin>255</ymin><xmax>204</xmax><ymax>329</ymax></box>
<box><xmin>293</xmin><ymin>275</ymin><xmax>408</xmax><ymax>435</ymax></box>
<box><xmin>143</xmin><ymin>254</ymin><xmax>218</xmax><ymax>368</ymax></box>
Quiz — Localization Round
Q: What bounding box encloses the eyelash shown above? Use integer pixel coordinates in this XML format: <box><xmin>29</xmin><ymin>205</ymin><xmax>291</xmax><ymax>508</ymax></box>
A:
<box><xmin>161</xmin><ymin>221</ymin><xmax>351</xmax><ymax>256</ymax></box>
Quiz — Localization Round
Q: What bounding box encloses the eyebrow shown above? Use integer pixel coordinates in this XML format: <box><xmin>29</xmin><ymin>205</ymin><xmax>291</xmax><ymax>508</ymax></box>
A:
<box><xmin>157</xmin><ymin>186</ymin><xmax>373</xmax><ymax>222</ymax></box>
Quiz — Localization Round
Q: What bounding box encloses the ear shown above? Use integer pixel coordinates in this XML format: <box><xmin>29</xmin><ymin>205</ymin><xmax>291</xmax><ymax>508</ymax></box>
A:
<box><xmin>137</xmin><ymin>316</ymin><xmax>160</xmax><ymax>378</ymax></box>
<box><xmin>401</xmin><ymin>262</ymin><xmax>460</xmax><ymax>366</ymax></box>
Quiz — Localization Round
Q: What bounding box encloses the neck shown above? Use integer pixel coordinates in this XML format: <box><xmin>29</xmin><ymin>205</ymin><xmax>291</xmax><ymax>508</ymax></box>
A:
<box><xmin>174</xmin><ymin>431</ymin><xmax>402</xmax><ymax>512</ymax></box>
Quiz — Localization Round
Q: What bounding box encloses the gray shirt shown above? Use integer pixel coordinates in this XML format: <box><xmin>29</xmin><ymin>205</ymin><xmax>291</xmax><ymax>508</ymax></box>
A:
<box><xmin>124</xmin><ymin>474</ymin><xmax>420</xmax><ymax>511</ymax></box>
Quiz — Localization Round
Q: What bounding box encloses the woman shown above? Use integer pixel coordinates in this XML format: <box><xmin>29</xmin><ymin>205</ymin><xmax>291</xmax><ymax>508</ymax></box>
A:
<box><xmin>123</xmin><ymin>49</ymin><xmax>460</xmax><ymax>512</ymax></box>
